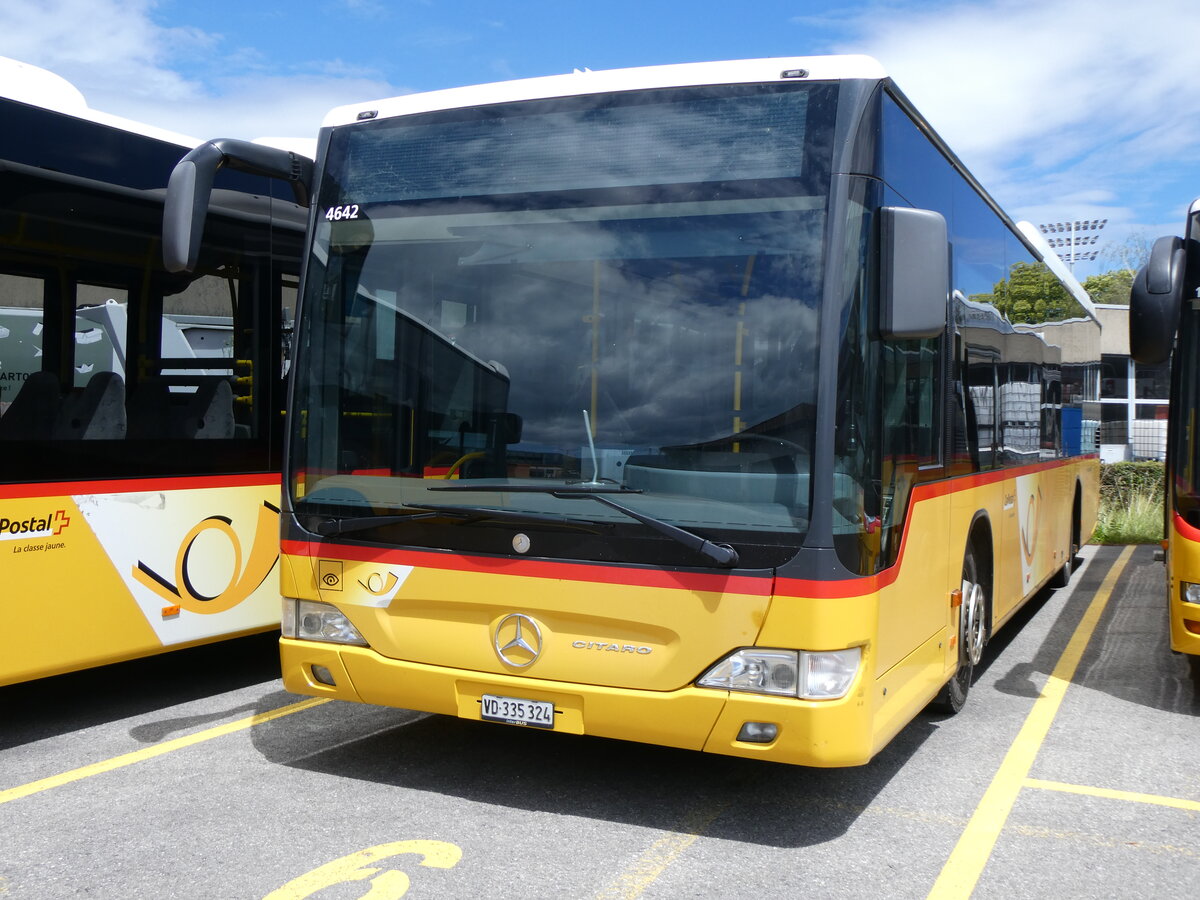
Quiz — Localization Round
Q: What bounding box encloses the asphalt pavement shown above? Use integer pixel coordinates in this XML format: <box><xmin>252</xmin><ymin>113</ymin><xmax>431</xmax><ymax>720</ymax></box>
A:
<box><xmin>1</xmin><ymin>544</ymin><xmax>1196</xmax><ymax>899</ymax></box>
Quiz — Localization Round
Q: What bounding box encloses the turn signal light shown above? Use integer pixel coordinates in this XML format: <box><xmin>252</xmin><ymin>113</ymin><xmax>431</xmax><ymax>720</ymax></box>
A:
<box><xmin>698</xmin><ymin>647</ymin><xmax>861</xmax><ymax>700</ymax></box>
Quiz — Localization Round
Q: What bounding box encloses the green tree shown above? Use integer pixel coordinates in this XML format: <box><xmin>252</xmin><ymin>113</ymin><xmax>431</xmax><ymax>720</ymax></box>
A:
<box><xmin>983</xmin><ymin>260</ymin><xmax>1087</xmax><ymax>324</ymax></box>
<box><xmin>1082</xmin><ymin>268</ymin><xmax>1135</xmax><ymax>305</ymax></box>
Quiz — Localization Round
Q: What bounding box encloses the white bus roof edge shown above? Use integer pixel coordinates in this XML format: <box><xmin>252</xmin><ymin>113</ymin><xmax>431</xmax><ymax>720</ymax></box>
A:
<box><xmin>322</xmin><ymin>55</ymin><xmax>888</xmax><ymax>128</ymax></box>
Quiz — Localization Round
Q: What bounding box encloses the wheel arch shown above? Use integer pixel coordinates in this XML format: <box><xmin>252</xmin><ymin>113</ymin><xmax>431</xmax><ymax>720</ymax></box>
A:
<box><xmin>964</xmin><ymin>510</ymin><xmax>995</xmax><ymax>639</ymax></box>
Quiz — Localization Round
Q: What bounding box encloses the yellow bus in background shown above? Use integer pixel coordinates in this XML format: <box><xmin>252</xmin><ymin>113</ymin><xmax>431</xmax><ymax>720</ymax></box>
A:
<box><xmin>166</xmin><ymin>57</ymin><xmax>1099</xmax><ymax>765</ymax></box>
<box><xmin>1130</xmin><ymin>198</ymin><xmax>1200</xmax><ymax>669</ymax></box>
<box><xmin>0</xmin><ymin>58</ymin><xmax>307</xmax><ymax>685</ymax></box>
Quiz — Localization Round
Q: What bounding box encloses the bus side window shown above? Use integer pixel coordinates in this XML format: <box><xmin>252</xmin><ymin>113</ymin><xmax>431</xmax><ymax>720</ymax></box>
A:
<box><xmin>882</xmin><ymin>335</ymin><xmax>943</xmax><ymax>470</ymax></box>
<box><xmin>0</xmin><ymin>273</ymin><xmax>51</xmax><ymax>436</ymax></box>
<box><xmin>878</xmin><ymin>333</ymin><xmax>943</xmax><ymax>563</ymax></box>
<box><xmin>965</xmin><ymin>346</ymin><xmax>999</xmax><ymax>469</ymax></box>
<box><xmin>145</xmin><ymin>272</ymin><xmax>244</xmax><ymax>439</ymax></box>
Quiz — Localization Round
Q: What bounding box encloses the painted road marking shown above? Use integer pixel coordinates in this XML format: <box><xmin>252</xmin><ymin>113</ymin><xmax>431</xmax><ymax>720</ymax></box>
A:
<box><xmin>263</xmin><ymin>840</ymin><xmax>462</xmax><ymax>900</ymax></box>
<box><xmin>926</xmin><ymin>545</ymin><xmax>1137</xmax><ymax>900</ymax></box>
<box><xmin>0</xmin><ymin>697</ymin><xmax>329</xmax><ymax>806</ymax></box>
<box><xmin>1025</xmin><ymin>777</ymin><xmax>1200</xmax><ymax>813</ymax></box>
<box><xmin>595</xmin><ymin>800</ymin><xmax>728</xmax><ymax>900</ymax></box>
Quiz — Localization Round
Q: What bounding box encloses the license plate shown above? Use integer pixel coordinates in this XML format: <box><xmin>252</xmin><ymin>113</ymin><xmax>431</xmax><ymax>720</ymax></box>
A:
<box><xmin>480</xmin><ymin>694</ymin><xmax>555</xmax><ymax>729</ymax></box>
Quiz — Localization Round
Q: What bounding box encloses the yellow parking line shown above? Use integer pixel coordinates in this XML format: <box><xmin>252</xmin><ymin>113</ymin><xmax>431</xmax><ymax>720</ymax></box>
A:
<box><xmin>926</xmin><ymin>545</ymin><xmax>1136</xmax><ymax>900</ymax></box>
<box><xmin>1025</xmin><ymin>778</ymin><xmax>1200</xmax><ymax>813</ymax></box>
<box><xmin>595</xmin><ymin>800</ymin><xmax>728</xmax><ymax>899</ymax></box>
<box><xmin>0</xmin><ymin>697</ymin><xmax>329</xmax><ymax>806</ymax></box>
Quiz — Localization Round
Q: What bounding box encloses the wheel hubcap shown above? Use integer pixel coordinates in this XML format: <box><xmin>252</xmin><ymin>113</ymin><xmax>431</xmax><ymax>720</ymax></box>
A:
<box><xmin>962</xmin><ymin>580</ymin><xmax>986</xmax><ymax>666</ymax></box>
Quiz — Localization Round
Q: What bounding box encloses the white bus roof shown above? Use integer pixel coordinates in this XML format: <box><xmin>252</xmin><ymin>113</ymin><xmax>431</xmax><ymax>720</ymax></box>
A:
<box><xmin>0</xmin><ymin>56</ymin><xmax>313</xmax><ymax>158</ymax></box>
<box><xmin>0</xmin><ymin>56</ymin><xmax>203</xmax><ymax>148</ymax></box>
<box><xmin>323</xmin><ymin>56</ymin><xmax>888</xmax><ymax>128</ymax></box>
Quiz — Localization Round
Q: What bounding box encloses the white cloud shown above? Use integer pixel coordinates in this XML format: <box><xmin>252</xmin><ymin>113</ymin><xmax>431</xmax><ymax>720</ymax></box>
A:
<box><xmin>106</xmin><ymin>72</ymin><xmax>400</xmax><ymax>142</ymax></box>
<box><xmin>2</xmin><ymin>0</ymin><xmax>1194</xmax><ymax>276</ymax></box>
<box><xmin>0</xmin><ymin>0</ymin><xmax>400</xmax><ymax>140</ymax></box>
<box><xmin>0</xmin><ymin>0</ymin><xmax>208</xmax><ymax>103</ymax></box>
<box><xmin>835</xmin><ymin>0</ymin><xmax>1200</xmax><ymax>245</ymax></box>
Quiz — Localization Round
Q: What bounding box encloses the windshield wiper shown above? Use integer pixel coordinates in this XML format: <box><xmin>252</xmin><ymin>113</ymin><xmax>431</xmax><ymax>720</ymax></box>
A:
<box><xmin>429</xmin><ymin>483</ymin><xmax>738</xmax><ymax>566</ymax></box>
<box><xmin>311</xmin><ymin>503</ymin><xmax>606</xmax><ymax>537</ymax></box>
<box><xmin>313</xmin><ymin>489</ymin><xmax>737</xmax><ymax>566</ymax></box>
<box><xmin>555</xmin><ymin>492</ymin><xmax>740</xmax><ymax>568</ymax></box>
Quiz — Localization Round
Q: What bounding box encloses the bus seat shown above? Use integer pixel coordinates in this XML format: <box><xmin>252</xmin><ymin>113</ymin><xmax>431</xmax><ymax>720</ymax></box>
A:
<box><xmin>53</xmin><ymin>371</ymin><xmax>127</xmax><ymax>440</ymax></box>
<box><xmin>128</xmin><ymin>376</ymin><xmax>234</xmax><ymax>439</ymax></box>
<box><xmin>0</xmin><ymin>370</ymin><xmax>62</xmax><ymax>440</ymax></box>
<box><xmin>180</xmin><ymin>378</ymin><xmax>235</xmax><ymax>439</ymax></box>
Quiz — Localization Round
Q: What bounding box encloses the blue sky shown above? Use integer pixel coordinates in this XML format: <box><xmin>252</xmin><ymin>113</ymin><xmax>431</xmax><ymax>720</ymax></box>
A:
<box><xmin>2</xmin><ymin>0</ymin><xmax>1197</xmax><ymax>280</ymax></box>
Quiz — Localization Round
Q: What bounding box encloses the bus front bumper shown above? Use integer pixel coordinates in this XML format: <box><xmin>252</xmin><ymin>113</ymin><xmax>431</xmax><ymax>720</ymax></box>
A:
<box><xmin>280</xmin><ymin>638</ymin><xmax>876</xmax><ymax>767</ymax></box>
<box><xmin>1170</xmin><ymin>591</ymin><xmax>1200</xmax><ymax>656</ymax></box>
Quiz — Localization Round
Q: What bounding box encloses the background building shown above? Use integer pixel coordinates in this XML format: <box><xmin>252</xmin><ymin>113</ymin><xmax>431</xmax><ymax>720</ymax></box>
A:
<box><xmin>1095</xmin><ymin>303</ymin><xmax>1170</xmax><ymax>461</ymax></box>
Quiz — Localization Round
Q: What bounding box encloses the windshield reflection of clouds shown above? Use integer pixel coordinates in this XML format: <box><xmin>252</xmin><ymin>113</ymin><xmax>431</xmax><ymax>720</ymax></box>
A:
<box><xmin>343</xmin><ymin>92</ymin><xmax>811</xmax><ymax>203</ymax></box>
<box><xmin>355</xmin><ymin>209</ymin><xmax>822</xmax><ymax>458</ymax></box>
<box><xmin>303</xmin><ymin>86</ymin><xmax>832</xmax><ymax>544</ymax></box>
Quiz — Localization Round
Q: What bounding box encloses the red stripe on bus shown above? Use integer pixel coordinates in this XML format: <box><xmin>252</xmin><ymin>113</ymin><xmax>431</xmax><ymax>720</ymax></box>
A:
<box><xmin>281</xmin><ymin>539</ymin><xmax>773</xmax><ymax>595</ymax></box>
<box><xmin>1173</xmin><ymin>511</ymin><xmax>1200</xmax><ymax>542</ymax></box>
<box><xmin>0</xmin><ymin>472</ymin><xmax>279</xmax><ymax>500</ymax></box>
<box><xmin>773</xmin><ymin>456</ymin><xmax>1091</xmax><ymax>597</ymax></box>
<box><xmin>284</xmin><ymin>456</ymin><xmax>1094</xmax><ymax>598</ymax></box>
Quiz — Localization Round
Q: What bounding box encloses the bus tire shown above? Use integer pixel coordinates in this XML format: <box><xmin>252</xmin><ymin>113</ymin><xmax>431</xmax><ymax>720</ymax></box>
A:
<box><xmin>1049</xmin><ymin>491</ymin><xmax>1081</xmax><ymax>588</ymax></box>
<box><xmin>931</xmin><ymin>549</ymin><xmax>987</xmax><ymax>714</ymax></box>
<box><xmin>1048</xmin><ymin>548</ymin><xmax>1073</xmax><ymax>588</ymax></box>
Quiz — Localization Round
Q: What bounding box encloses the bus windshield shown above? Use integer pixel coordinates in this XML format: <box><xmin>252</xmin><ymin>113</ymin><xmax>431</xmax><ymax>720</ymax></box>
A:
<box><xmin>290</xmin><ymin>83</ymin><xmax>838</xmax><ymax>567</ymax></box>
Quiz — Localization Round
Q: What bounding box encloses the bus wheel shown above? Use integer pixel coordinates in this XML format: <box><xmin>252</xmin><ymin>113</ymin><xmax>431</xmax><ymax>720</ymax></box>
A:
<box><xmin>1049</xmin><ymin>547</ymin><xmax>1073</xmax><ymax>588</ymax></box>
<box><xmin>1049</xmin><ymin>499</ymin><xmax>1080</xmax><ymax>588</ymax></box>
<box><xmin>932</xmin><ymin>551</ymin><xmax>986</xmax><ymax>714</ymax></box>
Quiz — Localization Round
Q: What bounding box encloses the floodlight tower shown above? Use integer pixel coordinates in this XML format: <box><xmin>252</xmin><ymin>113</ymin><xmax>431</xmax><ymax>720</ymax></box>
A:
<box><xmin>1036</xmin><ymin>219</ymin><xmax>1107</xmax><ymax>271</ymax></box>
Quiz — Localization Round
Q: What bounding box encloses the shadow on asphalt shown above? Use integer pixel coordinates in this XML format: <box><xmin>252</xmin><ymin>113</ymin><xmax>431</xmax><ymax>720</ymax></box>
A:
<box><xmin>14</xmin><ymin>544</ymin><xmax>1189</xmax><ymax>851</ymax></box>
<box><xmin>248</xmin><ymin>698</ymin><xmax>937</xmax><ymax>850</ymax></box>
<box><xmin>989</xmin><ymin>544</ymin><xmax>1199</xmax><ymax>716</ymax></box>
<box><xmin>0</xmin><ymin>631</ymin><xmax>282</xmax><ymax>752</ymax></box>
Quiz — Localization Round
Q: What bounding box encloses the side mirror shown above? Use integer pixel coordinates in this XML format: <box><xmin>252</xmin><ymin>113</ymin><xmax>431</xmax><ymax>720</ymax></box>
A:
<box><xmin>163</xmin><ymin>138</ymin><xmax>313</xmax><ymax>273</ymax></box>
<box><xmin>495</xmin><ymin>412</ymin><xmax>522</xmax><ymax>444</ymax></box>
<box><xmin>1129</xmin><ymin>235</ymin><xmax>1185</xmax><ymax>365</ymax></box>
<box><xmin>879</xmin><ymin>207</ymin><xmax>949</xmax><ymax>340</ymax></box>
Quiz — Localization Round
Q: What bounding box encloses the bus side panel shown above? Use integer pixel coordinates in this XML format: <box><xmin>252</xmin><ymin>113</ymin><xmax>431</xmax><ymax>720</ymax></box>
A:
<box><xmin>0</xmin><ymin>480</ymin><xmax>281</xmax><ymax>685</ymax></box>
<box><xmin>1168</xmin><ymin>513</ymin><xmax>1200</xmax><ymax>655</ymax></box>
<box><xmin>994</xmin><ymin>461</ymin><xmax>1092</xmax><ymax>624</ymax></box>
<box><xmin>873</xmin><ymin>490</ymin><xmax>950</xmax><ymax>679</ymax></box>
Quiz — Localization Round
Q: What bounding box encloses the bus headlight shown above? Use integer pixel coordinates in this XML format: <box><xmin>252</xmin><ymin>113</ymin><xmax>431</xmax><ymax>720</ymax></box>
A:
<box><xmin>698</xmin><ymin>647</ymin><xmax>861</xmax><ymax>700</ymax></box>
<box><xmin>1183</xmin><ymin>583</ymin><xmax>1200</xmax><ymax>606</ymax></box>
<box><xmin>282</xmin><ymin>598</ymin><xmax>368</xmax><ymax>646</ymax></box>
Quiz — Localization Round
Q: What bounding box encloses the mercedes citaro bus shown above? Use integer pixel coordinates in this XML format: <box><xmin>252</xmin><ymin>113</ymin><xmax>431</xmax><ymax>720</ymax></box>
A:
<box><xmin>164</xmin><ymin>56</ymin><xmax>1099</xmax><ymax>765</ymax></box>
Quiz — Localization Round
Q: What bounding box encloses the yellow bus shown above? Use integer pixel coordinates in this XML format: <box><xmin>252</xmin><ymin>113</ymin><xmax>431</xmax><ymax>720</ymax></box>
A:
<box><xmin>165</xmin><ymin>56</ymin><xmax>1099</xmax><ymax>765</ymax></box>
<box><xmin>0</xmin><ymin>58</ymin><xmax>307</xmax><ymax>685</ymax></box>
<box><xmin>1129</xmin><ymin>198</ymin><xmax>1200</xmax><ymax>668</ymax></box>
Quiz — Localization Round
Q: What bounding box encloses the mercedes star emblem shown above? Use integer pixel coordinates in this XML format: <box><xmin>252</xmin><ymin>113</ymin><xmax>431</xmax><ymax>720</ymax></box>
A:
<box><xmin>493</xmin><ymin>613</ymin><xmax>543</xmax><ymax>667</ymax></box>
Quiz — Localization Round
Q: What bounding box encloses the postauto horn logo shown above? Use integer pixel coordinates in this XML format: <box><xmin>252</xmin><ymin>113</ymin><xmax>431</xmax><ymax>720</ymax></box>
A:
<box><xmin>0</xmin><ymin>509</ymin><xmax>71</xmax><ymax>540</ymax></box>
<box><xmin>132</xmin><ymin>502</ymin><xmax>280</xmax><ymax>615</ymax></box>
